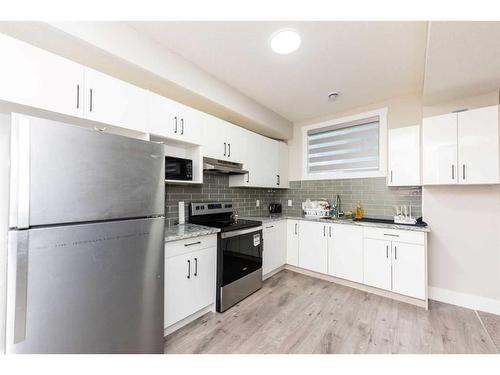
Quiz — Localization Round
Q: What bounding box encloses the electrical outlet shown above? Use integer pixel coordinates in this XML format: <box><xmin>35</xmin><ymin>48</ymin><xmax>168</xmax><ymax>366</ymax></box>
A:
<box><xmin>256</xmin><ymin>200</ymin><xmax>260</xmax><ymax>207</ymax></box>
<box><xmin>288</xmin><ymin>199</ymin><xmax>293</xmax><ymax>207</ymax></box>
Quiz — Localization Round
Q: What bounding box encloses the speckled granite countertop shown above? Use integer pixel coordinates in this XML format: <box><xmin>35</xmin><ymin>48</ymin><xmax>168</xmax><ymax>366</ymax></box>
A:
<box><xmin>165</xmin><ymin>224</ymin><xmax>220</xmax><ymax>243</ymax></box>
<box><xmin>242</xmin><ymin>215</ymin><xmax>430</xmax><ymax>232</ymax></box>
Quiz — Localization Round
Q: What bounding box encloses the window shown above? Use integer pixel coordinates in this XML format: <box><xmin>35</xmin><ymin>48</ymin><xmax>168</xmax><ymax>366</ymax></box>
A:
<box><xmin>302</xmin><ymin>108</ymin><xmax>387</xmax><ymax>180</ymax></box>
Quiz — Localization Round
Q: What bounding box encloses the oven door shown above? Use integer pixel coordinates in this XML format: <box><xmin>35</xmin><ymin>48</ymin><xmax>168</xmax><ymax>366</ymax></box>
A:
<box><xmin>219</xmin><ymin>227</ymin><xmax>263</xmax><ymax>287</ymax></box>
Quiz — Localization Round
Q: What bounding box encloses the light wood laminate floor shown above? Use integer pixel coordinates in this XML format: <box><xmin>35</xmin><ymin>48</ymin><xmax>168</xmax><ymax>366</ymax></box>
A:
<box><xmin>164</xmin><ymin>270</ymin><xmax>499</xmax><ymax>354</ymax></box>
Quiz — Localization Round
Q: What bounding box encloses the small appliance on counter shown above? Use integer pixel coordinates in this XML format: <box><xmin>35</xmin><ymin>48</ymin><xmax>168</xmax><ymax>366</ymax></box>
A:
<box><xmin>268</xmin><ymin>203</ymin><xmax>282</xmax><ymax>216</ymax></box>
<box><xmin>165</xmin><ymin>155</ymin><xmax>193</xmax><ymax>181</ymax></box>
<box><xmin>302</xmin><ymin>199</ymin><xmax>331</xmax><ymax>218</ymax></box>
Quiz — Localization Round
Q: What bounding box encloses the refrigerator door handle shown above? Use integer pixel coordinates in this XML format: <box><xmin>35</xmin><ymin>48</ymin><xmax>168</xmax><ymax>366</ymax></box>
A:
<box><xmin>7</xmin><ymin>231</ymin><xmax>29</xmax><ymax>344</ymax></box>
<box><xmin>10</xmin><ymin>114</ymin><xmax>31</xmax><ymax>229</ymax></box>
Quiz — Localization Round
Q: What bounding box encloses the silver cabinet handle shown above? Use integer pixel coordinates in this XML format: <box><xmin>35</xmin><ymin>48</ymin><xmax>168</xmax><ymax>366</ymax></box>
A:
<box><xmin>329</xmin><ymin>226</ymin><xmax>332</xmax><ymax>237</ymax></box>
<box><xmin>76</xmin><ymin>84</ymin><xmax>80</xmax><ymax>109</ymax></box>
<box><xmin>181</xmin><ymin>118</ymin><xmax>184</xmax><ymax>135</ymax></box>
<box><xmin>452</xmin><ymin>164</ymin><xmax>455</xmax><ymax>180</ymax></box>
<box><xmin>277</xmin><ymin>175</ymin><xmax>280</xmax><ymax>186</ymax></box>
<box><xmin>390</xmin><ymin>170</ymin><xmax>393</xmax><ymax>183</ymax></box>
<box><xmin>265</xmin><ymin>225</ymin><xmax>274</xmax><ymax>229</ymax></box>
<box><xmin>187</xmin><ymin>259</ymin><xmax>191</xmax><ymax>279</ymax></box>
<box><xmin>224</xmin><ymin>142</ymin><xmax>226</xmax><ymax>156</ymax></box>
<box><xmin>228</xmin><ymin>143</ymin><xmax>231</xmax><ymax>157</ymax></box>
<box><xmin>184</xmin><ymin>241</ymin><xmax>201</xmax><ymax>247</ymax></box>
<box><xmin>194</xmin><ymin>257</ymin><xmax>198</xmax><ymax>277</ymax></box>
<box><xmin>89</xmin><ymin>88</ymin><xmax>93</xmax><ymax>112</ymax></box>
<box><xmin>174</xmin><ymin>116</ymin><xmax>178</xmax><ymax>133</ymax></box>
<box><xmin>323</xmin><ymin>226</ymin><xmax>326</xmax><ymax>237</ymax></box>
<box><xmin>246</xmin><ymin>172</ymin><xmax>250</xmax><ymax>183</ymax></box>
<box><xmin>394</xmin><ymin>246</ymin><xmax>397</xmax><ymax>260</ymax></box>
<box><xmin>383</xmin><ymin>233</ymin><xmax>399</xmax><ymax>237</ymax></box>
<box><xmin>295</xmin><ymin>223</ymin><xmax>297</xmax><ymax>235</ymax></box>
<box><xmin>386</xmin><ymin>245</ymin><xmax>389</xmax><ymax>259</ymax></box>
<box><xmin>463</xmin><ymin>164</ymin><xmax>466</xmax><ymax>180</ymax></box>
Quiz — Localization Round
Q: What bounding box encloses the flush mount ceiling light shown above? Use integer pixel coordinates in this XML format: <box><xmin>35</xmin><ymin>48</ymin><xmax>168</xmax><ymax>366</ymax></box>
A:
<box><xmin>270</xmin><ymin>30</ymin><xmax>301</xmax><ymax>55</ymax></box>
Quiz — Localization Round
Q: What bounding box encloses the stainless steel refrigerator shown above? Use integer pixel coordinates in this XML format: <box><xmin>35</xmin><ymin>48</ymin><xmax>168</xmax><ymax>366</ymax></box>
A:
<box><xmin>5</xmin><ymin>113</ymin><xmax>165</xmax><ymax>353</ymax></box>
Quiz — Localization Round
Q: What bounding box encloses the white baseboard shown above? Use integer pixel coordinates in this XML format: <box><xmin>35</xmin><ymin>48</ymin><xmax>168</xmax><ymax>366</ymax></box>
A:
<box><xmin>429</xmin><ymin>287</ymin><xmax>500</xmax><ymax>315</ymax></box>
<box><xmin>164</xmin><ymin>304</ymin><xmax>214</xmax><ymax>337</ymax></box>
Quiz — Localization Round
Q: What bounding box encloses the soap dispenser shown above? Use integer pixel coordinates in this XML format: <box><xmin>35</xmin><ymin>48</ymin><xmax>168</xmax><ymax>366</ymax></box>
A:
<box><xmin>355</xmin><ymin>201</ymin><xmax>363</xmax><ymax>220</ymax></box>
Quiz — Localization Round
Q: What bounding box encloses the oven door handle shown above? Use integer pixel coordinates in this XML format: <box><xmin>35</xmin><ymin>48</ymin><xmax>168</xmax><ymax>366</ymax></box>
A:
<box><xmin>220</xmin><ymin>226</ymin><xmax>263</xmax><ymax>239</ymax></box>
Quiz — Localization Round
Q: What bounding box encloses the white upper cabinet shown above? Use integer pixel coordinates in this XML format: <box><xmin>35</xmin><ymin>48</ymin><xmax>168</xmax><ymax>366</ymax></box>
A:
<box><xmin>203</xmin><ymin>113</ymin><xmax>228</xmax><ymax>159</ymax></box>
<box><xmin>277</xmin><ymin>141</ymin><xmax>290</xmax><ymax>188</ymax></box>
<box><xmin>423</xmin><ymin>106</ymin><xmax>500</xmax><ymax>185</ymax></box>
<box><xmin>0</xmin><ymin>33</ymin><xmax>84</xmax><ymax>118</ymax></box>
<box><xmin>457</xmin><ymin>106</ymin><xmax>499</xmax><ymax>184</ymax></box>
<box><xmin>422</xmin><ymin>113</ymin><xmax>458</xmax><ymax>185</ymax></box>
<box><xmin>387</xmin><ymin>125</ymin><xmax>420</xmax><ymax>186</ymax></box>
<box><xmin>148</xmin><ymin>92</ymin><xmax>202</xmax><ymax>144</ymax></box>
<box><xmin>84</xmin><ymin>68</ymin><xmax>148</xmax><ymax>133</ymax></box>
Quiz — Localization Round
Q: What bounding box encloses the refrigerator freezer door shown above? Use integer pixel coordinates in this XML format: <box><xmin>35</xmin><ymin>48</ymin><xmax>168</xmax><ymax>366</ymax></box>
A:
<box><xmin>6</xmin><ymin>217</ymin><xmax>165</xmax><ymax>353</ymax></box>
<box><xmin>10</xmin><ymin>113</ymin><xmax>164</xmax><ymax>228</ymax></box>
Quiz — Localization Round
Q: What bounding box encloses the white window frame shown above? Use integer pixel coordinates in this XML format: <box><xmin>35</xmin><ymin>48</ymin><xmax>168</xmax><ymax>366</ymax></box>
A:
<box><xmin>302</xmin><ymin>107</ymin><xmax>388</xmax><ymax>180</ymax></box>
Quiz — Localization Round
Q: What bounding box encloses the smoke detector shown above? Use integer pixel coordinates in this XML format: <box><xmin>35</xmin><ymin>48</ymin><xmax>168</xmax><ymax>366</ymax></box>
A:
<box><xmin>328</xmin><ymin>92</ymin><xmax>340</xmax><ymax>101</ymax></box>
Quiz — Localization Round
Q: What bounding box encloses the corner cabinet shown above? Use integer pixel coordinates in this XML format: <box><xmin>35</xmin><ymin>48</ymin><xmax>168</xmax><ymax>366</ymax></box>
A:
<box><xmin>423</xmin><ymin>105</ymin><xmax>499</xmax><ymax>185</ymax></box>
<box><xmin>387</xmin><ymin>125</ymin><xmax>421</xmax><ymax>186</ymax></box>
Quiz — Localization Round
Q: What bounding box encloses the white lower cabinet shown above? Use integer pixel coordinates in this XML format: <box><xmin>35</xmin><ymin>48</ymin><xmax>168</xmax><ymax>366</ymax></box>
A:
<box><xmin>363</xmin><ymin>230</ymin><xmax>426</xmax><ymax>300</ymax></box>
<box><xmin>263</xmin><ymin>220</ymin><xmax>287</xmax><ymax>276</ymax></box>
<box><xmin>298</xmin><ymin>221</ymin><xmax>328</xmax><ymax>274</ymax></box>
<box><xmin>363</xmin><ymin>238</ymin><xmax>392</xmax><ymax>291</ymax></box>
<box><xmin>286</xmin><ymin>220</ymin><xmax>300</xmax><ymax>267</ymax></box>
<box><xmin>327</xmin><ymin>224</ymin><xmax>363</xmax><ymax>283</ymax></box>
<box><xmin>391</xmin><ymin>242</ymin><xmax>426</xmax><ymax>299</ymax></box>
<box><xmin>164</xmin><ymin>236</ymin><xmax>216</xmax><ymax>329</ymax></box>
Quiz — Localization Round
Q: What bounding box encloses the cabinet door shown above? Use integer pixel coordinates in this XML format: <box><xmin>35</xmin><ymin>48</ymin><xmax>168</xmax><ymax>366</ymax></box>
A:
<box><xmin>192</xmin><ymin>247</ymin><xmax>217</xmax><ymax>310</ymax></box>
<box><xmin>84</xmin><ymin>68</ymin><xmax>147</xmax><ymax>133</ymax></box>
<box><xmin>286</xmin><ymin>220</ymin><xmax>299</xmax><ymax>266</ymax></box>
<box><xmin>202</xmin><ymin>113</ymin><xmax>228</xmax><ymax>159</ymax></box>
<box><xmin>328</xmin><ymin>224</ymin><xmax>363</xmax><ymax>283</ymax></box>
<box><xmin>392</xmin><ymin>242</ymin><xmax>426</xmax><ymax>299</ymax></box>
<box><xmin>363</xmin><ymin>238</ymin><xmax>392</xmax><ymax>291</ymax></box>
<box><xmin>0</xmin><ymin>33</ymin><xmax>84</xmax><ymax>118</ymax></box>
<box><xmin>298</xmin><ymin>221</ymin><xmax>328</xmax><ymax>274</ymax></box>
<box><xmin>177</xmin><ymin>102</ymin><xmax>203</xmax><ymax>145</ymax></box>
<box><xmin>277</xmin><ymin>142</ymin><xmax>290</xmax><ymax>188</ymax></box>
<box><xmin>422</xmin><ymin>113</ymin><xmax>458</xmax><ymax>185</ymax></box>
<box><xmin>164</xmin><ymin>252</ymin><xmax>196</xmax><ymax>327</ymax></box>
<box><xmin>458</xmin><ymin>106</ymin><xmax>499</xmax><ymax>184</ymax></box>
<box><xmin>262</xmin><ymin>221</ymin><xmax>287</xmax><ymax>275</ymax></box>
<box><xmin>147</xmin><ymin>92</ymin><xmax>178</xmax><ymax>139</ymax></box>
<box><xmin>388</xmin><ymin>125</ymin><xmax>420</xmax><ymax>186</ymax></box>
<box><xmin>225</xmin><ymin>122</ymin><xmax>247</xmax><ymax>163</ymax></box>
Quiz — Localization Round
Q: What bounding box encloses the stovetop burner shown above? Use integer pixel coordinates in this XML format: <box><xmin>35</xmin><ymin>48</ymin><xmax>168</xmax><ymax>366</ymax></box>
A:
<box><xmin>188</xmin><ymin>202</ymin><xmax>262</xmax><ymax>232</ymax></box>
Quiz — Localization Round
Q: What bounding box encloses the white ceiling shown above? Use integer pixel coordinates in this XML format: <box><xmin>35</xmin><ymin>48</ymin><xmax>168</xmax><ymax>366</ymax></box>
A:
<box><xmin>127</xmin><ymin>21</ymin><xmax>428</xmax><ymax>123</ymax></box>
<box><xmin>424</xmin><ymin>22</ymin><xmax>500</xmax><ymax>105</ymax></box>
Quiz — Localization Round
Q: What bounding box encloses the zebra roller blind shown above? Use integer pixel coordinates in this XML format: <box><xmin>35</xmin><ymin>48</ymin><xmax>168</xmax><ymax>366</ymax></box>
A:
<box><xmin>307</xmin><ymin>115</ymin><xmax>380</xmax><ymax>174</ymax></box>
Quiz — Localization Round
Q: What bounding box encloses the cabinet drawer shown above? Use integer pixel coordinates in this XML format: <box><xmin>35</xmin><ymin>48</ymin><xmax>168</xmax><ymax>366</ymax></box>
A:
<box><xmin>165</xmin><ymin>234</ymin><xmax>217</xmax><ymax>258</ymax></box>
<box><xmin>363</xmin><ymin>227</ymin><xmax>425</xmax><ymax>245</ymax></box>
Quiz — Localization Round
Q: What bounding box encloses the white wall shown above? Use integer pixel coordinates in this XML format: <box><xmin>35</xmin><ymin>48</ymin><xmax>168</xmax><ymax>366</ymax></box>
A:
<box><xmin>423</xmin><ymin>91</ymin><xmax>500</xmax><ymax>314</ymax></box>
<box><xmin>288</xmin><ymin>93</ymin><xmax>423</xmax><ymax>180</ymax></box>
<box><xmin>0</xmin><ymin>113</ymin><xmax>10</xmax><ymax>353</ymax></box>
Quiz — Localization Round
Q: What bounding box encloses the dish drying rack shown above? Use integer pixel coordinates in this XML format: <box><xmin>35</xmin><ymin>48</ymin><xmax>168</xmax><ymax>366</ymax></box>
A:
<box><xmin>302</xmin><ymin>199</ymin><xmax>331</xmax><ymax>218</ymax></box>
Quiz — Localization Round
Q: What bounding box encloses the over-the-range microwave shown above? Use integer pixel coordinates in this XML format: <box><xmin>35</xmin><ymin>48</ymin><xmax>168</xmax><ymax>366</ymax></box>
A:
<box><xmin>165</xmin><ymin>156</ymin><xmax>193</xmax><ymax>181</ymax></box>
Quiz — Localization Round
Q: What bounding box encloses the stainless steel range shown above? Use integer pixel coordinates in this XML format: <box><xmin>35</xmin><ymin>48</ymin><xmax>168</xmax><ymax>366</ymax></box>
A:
<box><xmin>189</xmin><ymin>203</ymin><xmax>262</xmax><ymax>312</ymax></box>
